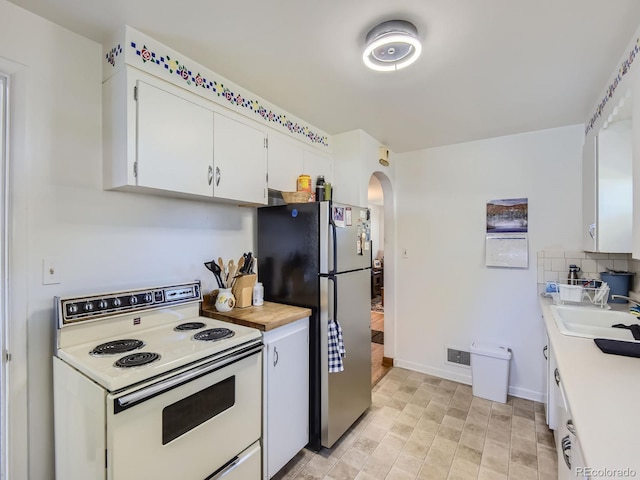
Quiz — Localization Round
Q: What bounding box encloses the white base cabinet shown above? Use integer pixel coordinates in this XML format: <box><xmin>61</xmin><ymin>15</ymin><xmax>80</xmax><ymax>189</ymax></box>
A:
<box><xmin>555</xmin><ymin>373</ymin><xmax>588</xmax><ymax>479</ymax></box>
<box><xmin>103</xmin><ymin>66</ymin><xmax>267</xmax><ymax>204</ymax></box>
<box><xmin>262</xmin><ymin>318</ymin><xmax>309</xmax><ymax>480</ymax></box>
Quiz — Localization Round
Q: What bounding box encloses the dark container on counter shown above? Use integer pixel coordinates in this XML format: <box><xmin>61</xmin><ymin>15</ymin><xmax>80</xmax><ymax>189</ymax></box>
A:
<box><xmin>315</xmin><ymin>175</ymin><xmax>325</xmax><ymax>202</ymax></box>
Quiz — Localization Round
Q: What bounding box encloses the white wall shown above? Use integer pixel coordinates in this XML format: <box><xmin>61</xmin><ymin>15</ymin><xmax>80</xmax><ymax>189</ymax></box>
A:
<box><xmin>368</xmin><ymin>204</ymin><xmax>384</xmax><ymax>260</ymax></box>
<box><xmin>0</xmin><ymin>2</ymin><xmax>256</xmax><ymax>478</ymax></box>
<box><xmin>395</xmin><ymin>124</ymin><xmax>584</xmax><ymax>401</ymax></box>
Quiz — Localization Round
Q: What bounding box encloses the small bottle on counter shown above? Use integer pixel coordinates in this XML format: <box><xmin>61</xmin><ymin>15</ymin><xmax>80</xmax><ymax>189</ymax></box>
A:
<box><xmin>252</xmin><ymin>282</ymin><xmax>264</xmax><ymax>306</ymax></box>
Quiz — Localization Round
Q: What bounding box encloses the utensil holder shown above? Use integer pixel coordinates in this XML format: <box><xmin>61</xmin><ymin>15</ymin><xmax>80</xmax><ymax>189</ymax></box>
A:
<box><xmin>232</xmin><ymin>274</ymin><xmax>256</xmax><ymax>308</ymax></box>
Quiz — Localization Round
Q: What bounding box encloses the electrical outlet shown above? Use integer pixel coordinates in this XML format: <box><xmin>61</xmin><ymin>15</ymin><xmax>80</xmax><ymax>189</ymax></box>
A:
<box><xmin>401</xmin><ymin>248</ymin><xmax>408</xmax><ymax>258</ymax></box>
<box><xmin>42</xmin><ymin>257</ymin><xmax>60</xmax><ymax>285</ymax></box>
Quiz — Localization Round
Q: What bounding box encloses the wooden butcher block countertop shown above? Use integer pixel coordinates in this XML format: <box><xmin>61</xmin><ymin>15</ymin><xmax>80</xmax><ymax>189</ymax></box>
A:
<box><xmin>200</xmin><ymin>300</ymin><xmax>312</xmax><ymax>331</ymax></box>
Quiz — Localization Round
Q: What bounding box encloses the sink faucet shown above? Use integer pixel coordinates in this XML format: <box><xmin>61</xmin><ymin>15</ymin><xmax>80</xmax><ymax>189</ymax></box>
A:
<box><xmin>610</xmin><ymin>295</ymin><xmax>640</xmax><ymax>307</ymax></box>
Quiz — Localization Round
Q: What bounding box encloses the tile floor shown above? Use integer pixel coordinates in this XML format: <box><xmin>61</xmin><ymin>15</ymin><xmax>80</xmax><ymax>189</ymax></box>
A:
<box><xmin>272</xmin><ymin>367</ymin><xmax>557</xmax><ymax>480</ymax></box>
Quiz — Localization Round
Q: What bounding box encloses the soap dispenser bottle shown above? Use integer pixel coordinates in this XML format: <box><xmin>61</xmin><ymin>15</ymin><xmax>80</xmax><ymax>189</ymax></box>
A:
<box><xmin>568</xmin><ymin>264</ymin><xmax>581</xmax><ymax>285</ymax></box>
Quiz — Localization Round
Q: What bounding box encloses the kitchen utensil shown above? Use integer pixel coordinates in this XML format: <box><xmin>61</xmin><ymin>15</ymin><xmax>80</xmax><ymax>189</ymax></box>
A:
<box><xmin>237</xmin><ymin>256</ymin><xmax>245</xmax><ymax>274</ymax></box>
<box><xmin>228</xmin><ymin>264</ymin><xmax>238</xmax><ymax>287</ymax></box>
<box><xmin>242</xmin><ymin>253</ymin><xmax>253</xmax><ymax>274</ymax></box>
<box><xmin>204</xmin><ymin>260</ymin><xmax>224</xmax><ymax>288</ymax></box>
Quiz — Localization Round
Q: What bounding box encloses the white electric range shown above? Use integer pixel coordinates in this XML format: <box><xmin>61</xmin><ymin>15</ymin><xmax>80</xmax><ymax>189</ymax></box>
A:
<box><xmin>53</xmin><ymin>280</ymin><xmax>263</xmax><ymax>480</ymax></box>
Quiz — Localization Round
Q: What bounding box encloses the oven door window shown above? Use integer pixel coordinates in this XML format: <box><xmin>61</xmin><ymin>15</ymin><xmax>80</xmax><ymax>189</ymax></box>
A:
<box><xmin>162</xmin><ymin>376</ymin><xmax>235</xmax><ymax>445</ymax></box>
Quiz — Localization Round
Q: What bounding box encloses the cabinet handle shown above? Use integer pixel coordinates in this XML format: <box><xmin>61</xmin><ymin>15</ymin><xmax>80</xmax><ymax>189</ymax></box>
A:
<box><xmin>589</xmin><ymin>223</ymin><xmax>596</xmax><ymax>240</ymax></box>
<box><xmin>207</xmin><ymin>165</ymin><xmax>213</xmax><ymax>186</ymax></box>
<box><xmin>215</xmin><ymin>166</ymin><xmax>221</xmax><ymax>187</ymax></box>
<box><xmin>554</xmin><ymin>368</ymin><xmax>560</xmax><ymax>386</ymax></box>
<box><xmin>273</xmin><ymin>346</ymin><xmax>278</xmax><ymax>367</ymax></box>
<box><xmin>561</xmin><ymin>434</ymin><xmax>571</xmax><ymax>469</ymax></box>
<box><xmin>543</xmin><ymin>345</ymin><xmax>548</xmax><ymax>360</ymax></box>
<box><xmin>567</xmin><ymin>419</ymin><xmax>576</xmax><ymax>435</ymax></box>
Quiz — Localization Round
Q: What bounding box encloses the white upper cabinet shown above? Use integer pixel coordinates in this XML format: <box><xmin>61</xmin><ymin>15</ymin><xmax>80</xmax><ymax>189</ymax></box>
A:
<box><xmin>303</xmin><ymin>149</ymin><xmax>333</xmax><ymax>188</ymax></box>
<box><xmin>213</xmin><ymin>112</ymin><xmax>267</xmax><ymax>204</ymax></box>
<box><xmin>267</xmin><ymin>132</ymin><xmax>333</xmax><ymax>195</ymax></box>
<box><xmin>103</xmin><ymin>67</ymin><xmax>267</xmax><ymax>204</ymax></box>
<box><xmin>136</xmin><ymin>78</ymin><xmax>214</xmax><ymax>197</ymax></box>
<box><xmin>267</xmin><ymin>133</ymin><xmax>304</xmax><ymax>192</ymax></box>
<box><xmin>582</xmin><ymin>99</ymin><xmax>632</xmax><ymax>253</ymax></box>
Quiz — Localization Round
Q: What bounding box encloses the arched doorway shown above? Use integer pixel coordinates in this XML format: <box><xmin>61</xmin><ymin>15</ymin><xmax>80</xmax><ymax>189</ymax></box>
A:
<box><xmin>368</xmin><ymin>173</ymin><xmax>391</xmax><ymax>384</ymax></box>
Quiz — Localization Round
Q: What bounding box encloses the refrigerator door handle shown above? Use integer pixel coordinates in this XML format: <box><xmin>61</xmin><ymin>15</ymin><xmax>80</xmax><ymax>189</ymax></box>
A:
<box><xmin>329</xmin><ymin>214</ymin><xmax>337</xmax><ymax>275</ymax></box>
<box><xmin>328</xmin><ymin>274</ymin><xmax>338</xmax><ymax>324</ymax></box>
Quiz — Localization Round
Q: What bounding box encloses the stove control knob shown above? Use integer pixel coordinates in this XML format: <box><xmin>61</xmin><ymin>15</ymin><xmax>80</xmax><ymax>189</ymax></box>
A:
<box><xmin>144</xmin><ymin>293</ymin><xmax>152</xmax><ymax>303</ymax></box>
<box><xmin>112</xmin><ymin>298</ymin><xmax>122</xmax><ymax>307</ymax></box>
<box><xmin>68</xmin><ymin>304</ymin><xmax>79</xmax><ymax>314</ymax></box>
<box><xmin>84</xmin><ymin>302</ymin><xmax>94</xmax><ymax>312</ymax></box>
<box><xmin>129</xmin><ymin>296</ymin><xmax>138</xmax><ymax>305</ymax></box>
<box><xmin>98</xmin><ymin>300</ymin><xmax>108</xmax><ymax>310</ymax></box>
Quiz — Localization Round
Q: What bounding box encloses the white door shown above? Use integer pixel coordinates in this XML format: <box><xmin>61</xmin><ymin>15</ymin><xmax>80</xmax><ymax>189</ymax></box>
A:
<box><xmin>0</xmin><ymin>72</ymin><xmax>6</xmax><ymax>480</ymax></box>
<box><xmin>136</xmin><ymin>80</ymin><xmax>214</xmax><ymax>197</ymax></box>
<box><xmin>213</xmin><ymin>112</ymin><xmax>267</xmax><ymax>204</ymax></box>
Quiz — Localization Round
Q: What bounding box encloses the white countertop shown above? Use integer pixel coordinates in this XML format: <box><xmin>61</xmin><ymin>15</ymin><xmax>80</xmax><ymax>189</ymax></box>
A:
<box><xmin>539</xmin><ymin>296</ymin><xmax>640</xmax><ymax>473</ymax></box>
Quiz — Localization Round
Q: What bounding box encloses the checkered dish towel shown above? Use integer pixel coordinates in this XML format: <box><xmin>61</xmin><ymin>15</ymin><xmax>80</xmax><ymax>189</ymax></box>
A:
<box><xmin>328</xmin><ymin>318</ymin><xmax>346</xmax><ymax>373</ymax></box>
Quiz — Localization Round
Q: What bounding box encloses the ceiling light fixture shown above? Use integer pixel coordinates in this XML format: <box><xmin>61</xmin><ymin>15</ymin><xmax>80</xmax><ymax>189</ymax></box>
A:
<box><xmin>363</xmin><ymin>20</ymin><xmax>422</xmax><ymax>72</ymax></box>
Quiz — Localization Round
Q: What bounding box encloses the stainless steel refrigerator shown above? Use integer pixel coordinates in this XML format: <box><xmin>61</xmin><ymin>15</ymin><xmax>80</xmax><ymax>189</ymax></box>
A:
<box><xmin>257</xmin><ymin>201</ymin><xmax>372</xmax><ymax>450</ymax></box>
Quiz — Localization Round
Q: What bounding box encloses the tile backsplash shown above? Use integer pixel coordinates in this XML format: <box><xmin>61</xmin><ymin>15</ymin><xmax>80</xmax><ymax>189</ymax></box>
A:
<box><xmin>537</xmin><ymin>250</ymin><xmax>640</xmax><ymax>294</ymax></box>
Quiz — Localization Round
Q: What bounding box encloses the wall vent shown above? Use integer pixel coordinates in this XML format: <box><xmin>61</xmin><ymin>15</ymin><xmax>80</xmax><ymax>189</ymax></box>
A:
<box><xmin>446</xmin><ymin>347</ymin><xmax>471</xmax><ymax>367</ymax></box>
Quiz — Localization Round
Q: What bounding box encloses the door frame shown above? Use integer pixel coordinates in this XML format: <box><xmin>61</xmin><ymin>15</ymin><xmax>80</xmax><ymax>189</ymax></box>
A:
<box><xmin>0</xmin><ymin>69</ymin><xmax>9</xmax><ymax>480</ymax></box>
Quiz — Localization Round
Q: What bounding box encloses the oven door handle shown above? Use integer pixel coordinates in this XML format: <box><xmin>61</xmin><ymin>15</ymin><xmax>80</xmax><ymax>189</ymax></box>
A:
<box><xmin>116</xmin><ymin>342</ymin><xmax>262</xmax><ymax>410</ymax></box>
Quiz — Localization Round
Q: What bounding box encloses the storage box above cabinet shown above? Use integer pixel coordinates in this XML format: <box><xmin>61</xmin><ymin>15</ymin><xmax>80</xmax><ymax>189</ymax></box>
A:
<box><xmin>103</xmin><ymin>67</ymin><xmax>267</xmax><ymax>205</ymax></box>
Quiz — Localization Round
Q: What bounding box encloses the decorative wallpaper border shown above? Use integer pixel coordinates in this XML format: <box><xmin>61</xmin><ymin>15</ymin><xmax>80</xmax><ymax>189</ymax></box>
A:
<box><xmin>585</xmin><ymin>37</ymin><xmax>640</xmax><ymax>136</ymax></box>
<box><xmin>105</xmin><ymin>40</ymin><xmax>329</xmax><ymax>147</ymax></box>
<box><xmin>105</xmin><ymin>44</ymin><xmax>123</xmax><ymax>68</ymax></box>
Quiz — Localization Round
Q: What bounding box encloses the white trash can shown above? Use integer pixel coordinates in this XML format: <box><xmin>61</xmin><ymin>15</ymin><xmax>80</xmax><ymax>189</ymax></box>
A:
<box><xmin>470</xmin><ymin>342</ymin><xmax>512</xmax><ymax>403</ymax></box>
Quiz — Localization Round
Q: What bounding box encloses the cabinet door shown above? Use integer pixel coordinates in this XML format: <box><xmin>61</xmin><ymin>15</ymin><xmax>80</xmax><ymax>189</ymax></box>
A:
<box><xmin>542</xmin><ymin>329</ymin><xmax>550</xmax><ymax>425</ymax></box>
<box><xmin>303</xmin><ymin>150</ymin><xmax>333</xmax><ymax>188</ymax></box>
<box><xmin>266</xmin><ymin>325</ymin><xmax>309</xmax><ymax>479</ymax></box>
<box><xmin>548</xmin><ymin>346</ymin><xmax>559</xmax><ymax>431</ymax></box>
<box><xmin>597</xmin><ymin>119</ymin><xmax>632</xmax><ymax>252</ymax></box>
<box><xmin>136</xmin><ymin>80</ymin><xmax>214</xmax><ymax>197</ymax></box>
<box><xmin>213</xmin><ymin>113</ymin><xmax>267</xmax><ymax>204</ymax></box>
<box><xmin>583</xmin><ymin>117</ymin><xmax>633</xmax><ymax>253</ymax></box>
<box><xmin>582</xmin><ymin>136</ymin><xmax>597</xmax><ymax>251</ymax></box>
<box><xmin>267</xmin><ymin>134</ymin><xmax>304</xmax><ymax>192</ymax></box>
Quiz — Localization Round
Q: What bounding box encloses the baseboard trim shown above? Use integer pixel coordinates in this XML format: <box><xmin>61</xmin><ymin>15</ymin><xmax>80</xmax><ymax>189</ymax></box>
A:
<box><xmin>382</xmin><ymin>356</ymin><xmax>393</xmax><ymax>367</ymax></box>
<box><xmin>394</xmin><ymin>359</ymin><xmax>544</xmax><ymax>402</ymax></box>
<box><xmin>394</xmin><ymin>359</ymin><xmax>472</xmax><ymax>386</ymax></box>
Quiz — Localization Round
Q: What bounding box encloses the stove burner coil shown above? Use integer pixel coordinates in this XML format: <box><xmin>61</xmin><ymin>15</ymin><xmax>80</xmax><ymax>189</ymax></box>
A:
<box><xmin>114</xmin><ymin>352</ymin><xmax>161</xmax><ymax>368</ymax></box>
<box><xmin>174</xmin><ymin>322</ymin><xmax>207</xmax><ymax>331</ymax></box>
<box><xmin>193</xmin><ymin>328</ymin><xmax>235</xmax><ymax>342</ymax></box>
<box><xmin>90</xmin><ymin>339</ymin><xmax>145</xmax><ymax>356</ymax></box>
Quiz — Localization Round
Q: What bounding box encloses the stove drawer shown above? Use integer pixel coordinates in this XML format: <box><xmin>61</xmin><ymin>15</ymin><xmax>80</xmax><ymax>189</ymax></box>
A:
<box><xmin>207</xmin><ymin>441</ymin><xmax>261</xmax><ymax>480</ymax></box>
<box><xmin>107</xmin><ymin>347</ymin><xmax>262</xmax><ymax>480</ymax></box>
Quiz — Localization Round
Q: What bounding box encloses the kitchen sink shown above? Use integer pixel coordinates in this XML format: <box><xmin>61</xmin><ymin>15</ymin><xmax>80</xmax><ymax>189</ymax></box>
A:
<box><xmin>550</xmin><ymin>304</ymin><xmax>640</xmax><ymax>341</ymax></box>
